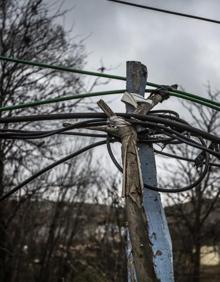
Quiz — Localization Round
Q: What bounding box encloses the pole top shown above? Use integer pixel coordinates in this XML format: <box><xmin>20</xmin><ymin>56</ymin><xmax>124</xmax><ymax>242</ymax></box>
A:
<box><xmin>126</xmin><ymin>61</ymin><xmax>148</xmax><ymax>97</ymax></box>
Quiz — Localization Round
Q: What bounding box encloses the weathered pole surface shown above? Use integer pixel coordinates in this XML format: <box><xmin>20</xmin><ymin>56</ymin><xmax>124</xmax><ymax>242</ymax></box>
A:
<box><xmin>97</xmin><ymin>99</ymin><xmax>158</xmax><ymax>282</ymax></box>
<box><xmin>125</xmin><ymin>61</ymin><xmax>174</xmax><ymax>282</ymax></box>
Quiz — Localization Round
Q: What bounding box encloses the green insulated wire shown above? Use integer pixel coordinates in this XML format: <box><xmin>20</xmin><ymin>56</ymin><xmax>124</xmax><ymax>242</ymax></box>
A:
<box><xmin>0</xmin><ymin>56</ymin><xmax>125</xmax><ymax>81</ymax></box>
<box><xmin>1</xmin><ymin>88</ymin><xmax>219</xmax><ymax>113</ymax></box>
<box><xmin>147</xmin><ymin>81</ymin><xmax>220</xmax><ymax>109</ymax></box>
<box><xmin>1</xmin><ymin>55</ymin><xmax>220</xmax><ymax>111</ymax></box>
<box><xmin>0</xmin><ymin>90</ymin><xmax>125</xmax><ymax>112</ymax></box>
<box><xmin>169</xmin><ymin>91</ymin><xmax>220</xmax><ymax>111</ymax></box>
<box><xmin>169</xmin><ymin>89</ymin><xmax>220</xmax><ymax>108</ymax></box>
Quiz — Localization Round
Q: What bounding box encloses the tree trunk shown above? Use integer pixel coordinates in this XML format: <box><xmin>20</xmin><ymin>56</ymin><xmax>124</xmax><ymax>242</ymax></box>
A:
<box><xmin>0</xmin><ymin>147</ymin><xmax>6</xmax><ymax>281</ymax></box>
<box><xmin>192</xmin><ymin>239</ymin><xmax>201</xmax><ymax>282</ymax></box>
<box><xmin>192</xmin><ymin>186</ymin><xmax>202</xmax><ymax>282</ymax></box>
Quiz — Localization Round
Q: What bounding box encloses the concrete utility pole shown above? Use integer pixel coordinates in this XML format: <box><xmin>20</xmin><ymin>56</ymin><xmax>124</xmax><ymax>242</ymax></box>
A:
<box><xmin>124</xmin><ymin>61</ymin><xmax>174</xmax><ymax>282</ymax></box>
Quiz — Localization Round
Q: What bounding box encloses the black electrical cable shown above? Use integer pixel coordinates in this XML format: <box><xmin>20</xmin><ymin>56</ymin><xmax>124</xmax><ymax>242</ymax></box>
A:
<box><xmin>0</xmin><ymin>111</ymin><xmax>218</xmax><ymax>194</ymax></box>
<box><xmin>0</xmin><ymin>131</ymin><xmax>107</xmax><ymax>139</ymax></box>
<box><xmin>0</xmin><ymin>112</ymin><xmax>183</xmax><ymax>143</ymax></box>
<box><xmin>143</xmin><ymin>162</ymin><xmax>209</xmax><ymax>193</ymax></box>
<box><xmin>0</xmin><ymin>113</ymin><xmax>219</xmax><ymax>157</ymax></box>
<box><xmin>138</xmin><ymin>121</ymin><xmax>220</xmax><ymax>165</ymax></box>
<box><xmin>106</xmin><ymin>136</ymin><xmax>210</xmax><ymax>193</ymax></box>
<box><xmin>0</xmin><ymin>140</ymin><xmax>108</xmax><ymax>202</ymax></box>
<box><xmin>139</xmin><ymin>120</ymin><xmax>220</xmax><ymax>165</ymax></box>
<box><xmin>207</xmin><ymin>162</ymin><xmax>220</xmax><ymax>168</ymax></box>
<box><xmin>107</xmin><ymin>136</ymin><xmax>187</xmax><ymax>173</ymax></box>
<box><xmin>154</xmin><ymin>149</ymin><xmax>220</xmax><ymax>168</ymax></box>
<box><xmin>107</xmin><ymin>0</ymin><xmax>220</xmax><ymax>25</ymax></box>
<box><xmin>137</xmin><ymin>127</ymin><xmax>183</xmax><ymax>144</ymax></box>
<box><xmin>134</xmin><ymin>119</ymin><xmax>220</xmax><ymax>158</ymax></box>
<box><xmin>159</xmin><ymin>127</ymin><xmax>220</xmax><ymax>159</ymax></box>
<box><xmin>0</xmin><ymin>127</ymin><xmax>107</xmax><ymax>139</ymax></box>
<box><xmin>150</xmin><ymin>114</ymin><xmax>188</xmax><ymax>125</ymax></box>
<box><xmin>149</xmin><ymin>110</ymin><xmax>180</xmax><ymax>118</ymax></box>
<box><xmin>138</xmin><ymin>128</ymin><xmax>182</xmax><ymax>144</ymax></box>
<box><xmin>0</xmin><ymin>128</ymin><xmax>107</xmax><ymax>137</ymax></box>
<box><xmin>130</xmin><ymin>113</ymin><xmax>220</xmax><ymax>144</ymax></box>
<box><xmin>1</xmin><ymin>112</ymin><xmax>219</xmax><ymax>144</ymax></box>
<box><xmin>0</xmin><ymin>113</ymin><xmax>106</xmax><ymax>123</ymax></box>
<box><xmin>106</xmin><ymin>135</ymin><xmax>123</xmax><ymax>173</ymax></box>
<box><xmin>0</xmin><ymin>119</ymin><xmax>107</xmax><ymax>140</ymax></box>
<box><xmin>140</xmin><ymin>137</ymin><xmax>176</xmax><ymax>144</ymax></box>
<box><xmin>1</xmin><ymin>114</ymin><xmax>219</xmax><ymax>158</ymax></box>
<box><xmin>154</xmin><ymin>149</ymin><xmax>194</xmax><ymax>162</ymax></box>
<box><xmin>0</xmin><ymin>111</ymin><xmax>182</xmax><ymax>123</ymax></box>
<box><xmin>0</xmin><ymin>111</ymin><xmax>180</xmax><ymax>123</ymax></box>
<box><xmin>139</xmin><ymin>136</ymin><xmax>180</xmax><ymax>144</ymax></box>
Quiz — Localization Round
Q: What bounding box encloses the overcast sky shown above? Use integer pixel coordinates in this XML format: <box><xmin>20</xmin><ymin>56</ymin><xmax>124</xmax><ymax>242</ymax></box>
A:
<box><xmin>59</xmin><ymin>0</ymin><xmax>220</xmax><ymax>106</ymax></box>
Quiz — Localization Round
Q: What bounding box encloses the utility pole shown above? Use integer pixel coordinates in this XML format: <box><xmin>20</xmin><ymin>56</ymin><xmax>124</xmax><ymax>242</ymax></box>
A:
<box><xmin>124</xmin><ymin>61</ymin><xmax>174</xmax><ymax>282</ymax></box>
<box><xmin>97</xmin><ymin>61</ymin><xmax>174</xmax><ymax>281</ymax></box>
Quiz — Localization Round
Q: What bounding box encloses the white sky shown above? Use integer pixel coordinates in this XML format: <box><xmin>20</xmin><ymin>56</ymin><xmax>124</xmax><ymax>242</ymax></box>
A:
<box><xmin>61</xmin><ymin>0</ymin><xmax>220</xmax><ymax>92</ymax></box>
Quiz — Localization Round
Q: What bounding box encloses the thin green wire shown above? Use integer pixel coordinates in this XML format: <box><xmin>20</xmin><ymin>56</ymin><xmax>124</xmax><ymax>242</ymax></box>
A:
<box><xmin>179</xmin><ymin>89</ymin><xmax>220</xmax><ymax>107</ymax></box>
<box><xmin>147</xmin><ymin>81</ymin><xmax>220</xmax><ymax>108</ymax></box>
<box><xmin>0</xmin><ymin>88</ymin><xmax>219</xmax><ymax>113</ymax></box>
<box><xmin>0</xmin><ymin>55</ymin><xmax>220</xmax><ymax>111</ymax></box>
<box><xmin>0</xmin><ymin>90</ymin><xmax>125</xmax><ymax>112</ymax></box>
<box><xmin>168</xmin><ymin>91</ymin><xmax>220</xmax><ymax>112</ymax></box>
<box><xmin>0</xmin><ymin>55</ymin><xmax>125</xmax><ymax>81</ymax></box>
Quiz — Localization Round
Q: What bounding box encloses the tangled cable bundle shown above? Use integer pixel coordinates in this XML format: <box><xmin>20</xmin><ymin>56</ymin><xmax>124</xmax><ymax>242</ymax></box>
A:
<box><xmin>0</xmin><ymin>108</ymin><xmax>219</xmax><ymax>201</ymax></box>
<box><xmin>0</xmin><ymin>55</ymin><xmax>219</xmax><ymax>201</ymax></box>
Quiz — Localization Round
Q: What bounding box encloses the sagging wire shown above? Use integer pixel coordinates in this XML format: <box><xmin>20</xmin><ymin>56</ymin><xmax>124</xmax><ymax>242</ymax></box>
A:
<box><xmin>107</xmin><ymin>0</ymin><xmax>220</xmax><ymax>26</ymax></box>
<box><xmin>1</xmin><ymin>55</ymin><xmax>220</xmax><ymax>111</ymax></box>
<box><xmin>0</xmin><ymin>139</ymin><xmax>110</xmax><ymax>202</ymax></box>
<box><xmin>0</xmin><ymin>112</ymin><xmax>219</xmax><ymax>144</ymax></box>
<box><xmin>0</xmin><ymin>110</ymin><xmax>219</xmax><ymax>197</ymax></box>
<box><xmin>0</xmin><ymin>119</ymin><xmax>108</xmax><ymax>140</ymax></box>
<box><xmin>0</xmin><ymin>55</ymin><xmax>219</xmax><ymax>198</ymax></box>
<box><xmin>106</xmin><ymin>132</ymin><xmax>212</xmax><ymax>193</ymax></box>
<box><xmin>0</xmin><ymin>129</ymin><xmax>107</xmax><ymax>139</ymax></box>
<box><xmin>0</xmin><ymin>89</ymin><xmax>126</xmax><ymax>113</ymax></box>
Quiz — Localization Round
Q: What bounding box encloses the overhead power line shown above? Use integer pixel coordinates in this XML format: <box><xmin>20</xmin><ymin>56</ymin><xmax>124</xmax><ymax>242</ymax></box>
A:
<box><xmin>0</xmin><ymin>111</ymin><xmax>219</xmax><ymax>198</ymax></box>
<box><xmin>0</xmin><ymin>55</ymin><xmax>125</xmax><ymax>81</ymax></box>
<box><xmin>0</xmin><ymin>87</ymin><xmax>219</xmax><ymax>113</ymax></box>
<box><xmin>0</xmin><ymin>140</ymin><xmax>108</xmax><ymax>202</ymax></box>
<box><xmin>107</xmin><ymin>0</ymin><xmax>220</xmax><ymax>25</ymax></box>
<box><xmin>0</xmin><ymin>107</ymin><xmax>219</xmax><ymax>198</ymax></box>
<box><xmin>1</xmin><ymin>55</ymin><xmax>220</xmax><ymax>111</ymax></box>
<box><xmin>0</xmin><ymin>112</ymin><xmax>219</xmax><ymax>144</ymax></box>
<box><xmin>0</xmin><ymin>86</ymin><xmax>219</xmax><ymax>113</ymax></box>
<box><xmin>0</xmin><ymin>89</ymin><xmax>126</xmax><ymax>112</ymax></box>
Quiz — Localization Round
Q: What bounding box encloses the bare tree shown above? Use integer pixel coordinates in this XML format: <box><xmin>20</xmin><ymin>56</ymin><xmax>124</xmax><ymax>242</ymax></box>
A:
<box><xmin>162</xmin><ymin>88</ymin><xmax>220</xmax><ymax>282</ymax></box>
<box><xmin>0</xmin><ymin>2</ymin><xmax>126</xmax><ymax>282</ymax></box>
<box><xmin>0</xmin><ymin>0</ymin><xmax>87</xmax><ymax>280</ymax></box>
<box><xmin>3</xmin><ymin>157</ymin><xmax>126</xmax><ymax>282</ymax></box>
